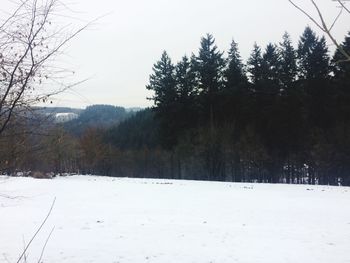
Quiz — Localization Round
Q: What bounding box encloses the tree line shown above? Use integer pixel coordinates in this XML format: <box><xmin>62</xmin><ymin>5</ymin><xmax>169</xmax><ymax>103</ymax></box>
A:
<box><xmin>128</xmin><ymin>27</ymin><xmax>350</xmax><ymax>185</ymax></box>
<box><xmin>1</xmin><ymin>27</ymin><xmax>349</xmax><ymax>186</ymax></box>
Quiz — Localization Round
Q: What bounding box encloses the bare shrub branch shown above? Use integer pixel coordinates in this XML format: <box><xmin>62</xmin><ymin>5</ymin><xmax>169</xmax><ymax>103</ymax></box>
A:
<box><xmin>16</xmin><ymin>197</ymin><xmax>56</xmax><ymax>263</ymax></box>
<box><xmin>37</xmin><ymin>226</ymin><xmax>55</xmax><ymax>263</ymax></box>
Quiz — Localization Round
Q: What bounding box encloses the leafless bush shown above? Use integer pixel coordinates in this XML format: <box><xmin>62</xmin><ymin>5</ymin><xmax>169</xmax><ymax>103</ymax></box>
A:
<box><xmin>0</xmin><ymin>0</ymin><xmax>91</xmax><ymax>137</ymax></box>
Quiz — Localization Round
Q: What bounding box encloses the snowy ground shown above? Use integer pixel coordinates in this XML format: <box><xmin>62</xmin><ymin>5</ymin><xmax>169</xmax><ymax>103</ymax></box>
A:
<box><xmin>0</xmin><ymin>176</ymin><xmax>350</xmax><ymax>263</ymax></box>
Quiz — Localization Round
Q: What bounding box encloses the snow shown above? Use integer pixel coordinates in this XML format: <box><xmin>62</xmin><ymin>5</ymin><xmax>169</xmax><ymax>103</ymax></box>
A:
<box><xmin>0</xmin><ymin>175</ymin><xmax>350</xmax><ymax>263</ymax></box>
<box><xmin>54</xmin><ymin>112</ymin><xmax>78</xmax><ymax>123</ymax></box>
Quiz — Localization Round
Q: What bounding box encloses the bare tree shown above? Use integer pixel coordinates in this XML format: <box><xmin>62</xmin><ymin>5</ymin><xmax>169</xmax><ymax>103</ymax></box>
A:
<box><xmin>288</xmin><ymin>0</ymin><xmax>350</xmax><ymax>62</ymax></box>
<box><xmin>0</xmin><ymin>0</ymin><xmax>89</xmax><ymax>136</ymax></box>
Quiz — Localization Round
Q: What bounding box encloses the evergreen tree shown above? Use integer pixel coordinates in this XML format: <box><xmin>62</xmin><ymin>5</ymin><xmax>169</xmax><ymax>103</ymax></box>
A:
<box><xmin>313</xmin><ymin>36</ymin><xmax>330</xmax><ymax>79</ymax></box>
<box><xmin>332</xmin><ymin>33</ymin><xmax>350</xmax><ymax>185</ymax></box>
<box><xmin>225</xmin><ymin>39</ymin><xmax>247</xmax><ymax>88</ymax></box>
<box><xmin>298</xmin><ymin>27</ymin><xmax>330</xmax><ymax>80</ymax></box>
<box><xmin>220</xmin><ymin>39</ymin><xmax>249</xmax><ymax>125</ymax></box>
<box><xmin>333</xmin><ymin>32</ymin><xmax>350</xmax><ymax>79</ymax></box>
<box><xmin>146</xmin><ymin>51</ymin><xmax>178</xmax><ymax>149</ymax></box>
<box><xmin>175</xmin><ymin>56</ymin><xmax>198</xmax><ymax>100</ymax></box>
<box><xmin>278</xmin><ymin>33</ymin><xmax>305</xmax><ymax>175</ymax></box>
<box><xmin>261</xmin><ymin>43</ymin><xmax>281</xmax><ymax>93</ymax></box>
<box><xmin>298</xmin><ymin>27</ymin><xmax>331</xmax><ymax>122</ymax></box>
<box><xmin>193</xmin><ymin>34</ymin><xmax>226</xmax><ymax>180</ymax></box>
<box><xmin>174</xmin><ymin>55</ymin><xmax>199</xmax><ymax>131</ymax></box>
<box><xmin>146</xmin><ymin>51</ymin><xmax>177</xmax><ymax>108</ymax></box>
<box><xmin>195</xmin><ymin>34</ymin><xmax>225</xmax><ymax>95</ymax></box>
<box><xmin>194</xmin><ymin>34</ymin><xmax>226</xmax><ymax>125</ymax></box>
<box><xmin>298</xmin><ymin>26</ymin><xmax>318</xmax><ymax>79</ymax></box>
<box><xmin>247</xmin><ymin>43</ymin><xmax>263</xmax><ymax>85</ymax></box>
<box><xmin>279</xmin><ymin>32</ymin><xmax>297</xmax><ymax>90</ymax></box>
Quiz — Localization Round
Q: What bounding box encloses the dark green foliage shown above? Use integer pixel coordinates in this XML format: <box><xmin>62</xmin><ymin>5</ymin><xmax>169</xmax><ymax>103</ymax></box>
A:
<box><xmin>176</xmin><ymin>56</ymin><xmax>198</xmax><ymax>100</ymax></box>
<box><xmin>225</xmin><ymin>39</ymin><xmax>247</xmax><ymax>88</ymax></box>
<box><xmin>195</xmin><ymin>34</ymin><xmax>226</xmax><ymax>95</ymax></box>
<box><xmin>261</xmin><ymin>43</ymin><xmax>280</xmax><ymax>93</ymax></box>
<box><xmin>220</xmin><ymin>40</ymin><xmax>249</xmax><ymax>124</ymax></box>
<box><xmin>297</xmin><ymin>28</ymin><xmax>332</xmax><ymax>130</ymax></box>
<box><xmin>298</xmin><ymin>27</ymin><xmax>330</xmax><ymax>80</ymax></box>
<box><xmin>279</xmin><ymin>32</ymin><xmax>297</xmax><ymax>90</ymax></box>
<box><xmin>247</xmin><ymin>43</ymin><xmax>263</xmax><ymax>85</ymax></box>
<box><xmin>146</xmin><ymin>51</ymin><xmax>179</xmax><ymax>149</ymax></box>
<box><xmin>194</xmin><ymin>34</ymin><xmax>226</xmax><ymax>126</ymax></box>
<box><xmin>146</xmin><ymin>51</ymin><xmax>177</xmax><ymax>108</ymax></box>
<box><xmin>174</xmin><ymin>56</ymin><xmax>199</xmax><ymax>132</ymax></box>
<box><xmin>106</xmin><ymin>109</ymin><xmax>159</xmax><ymax>150</ymax></box>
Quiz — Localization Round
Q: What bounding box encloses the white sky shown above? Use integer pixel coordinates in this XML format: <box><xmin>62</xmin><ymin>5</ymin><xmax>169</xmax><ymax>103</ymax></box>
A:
<box><xmin>2</xmin><ymin>0</ymin><xmax>350</xmax><ymax>108</ymax></box>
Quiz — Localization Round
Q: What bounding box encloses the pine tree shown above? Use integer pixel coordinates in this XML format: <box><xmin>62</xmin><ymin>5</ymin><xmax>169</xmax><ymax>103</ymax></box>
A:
<box><xmin>195</xmin><ymin>34</ymin><xmax>226</xmax><ymax>125</ymax></box>
<box><xmin>174</xmin><ymin>55</ymin><xmax>198</xmax><ymax>130</ymax></box>
<box><xmin>146</xmin><ymin>51</ymin><xmax>177</xmax><ymax>108</ymax></box>
<box><xmin>195</xmin><ymin>34</ymin><xmax>225</xmax><ymax>94</ymax></box>
<box><xmin>312</xmin><ymin>36</ymin><xmax>330</xmax><ymax>79</ymax></box>
<box><xmin>175</xmin><ymin>56</ymin><xmax>198</xmax><ymax>100</ymax></box>
<box><xmin>221</xmin><ymin>39</ymin><xmax>249</xmax><ymax>126</ymax></box>
<box><xmin>146</xmin><ymin>51</ymin><xmax>177</xmax><ymax>149</ymax></box>
<box><xmin>278</xmin><ymin>33</ymin><xmax>305</xmax><ymax>171</ymax></box>
<box><xmin>279</xmin><ymin>32</ymin><xmax>297</xmax><ymax>90</ymax></box>
<box><xmin>333</xmin><ymin>32</ymin><xmax>350</xmax><ymax>79</ymax></box>
<box><xmin>247</xmin><ymin>43</ymin><xmax>263</xmax><ymax>85</ymax></box>
<box><xmin>298</xmin><ymin>27</ymin><xmax>317</xmax><ymax>79</ymax></box>
<box><xmin>332</xmin><ymin>33</ymin><xmax>350</xmax><ymax>185</ymax></box>
<box><xmin>298</xmin><ymin>27</ymin><xmax>333</xmax><ymax>163</ymax></box>
<box><xmin>225</xmin><ymin>39</ymin><xmax>247</xmax><ymax>89</ymax></box>
<box><xmin>261</xmin><ymin>43</ymin><xmax>281</xmax><ymax>93</ymax></box>
<box><xmin>298</xmin><ymin>27</ymin><xmax>330</xmax><ymax>80</ymax></box>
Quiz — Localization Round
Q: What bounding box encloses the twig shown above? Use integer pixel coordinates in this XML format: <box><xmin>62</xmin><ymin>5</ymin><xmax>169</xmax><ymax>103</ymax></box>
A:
<box><xmin>22</xmin><ymin>236</ymin><xmax>28</xmax><ymax>263</ymax></box>
<box><xmin>16</xmin><ymin>198</ymin><xmax>56</xmax><ymax>263</ymax></box>
<box><xmin>37</xmin><ymin>227</ymin><xmax>55</xmax><ymax>263</ymax></box>
<box><xmin>336</xmin><ymin>0</ymin><xmax>350</xmax><ymax>14</ymax></box>
<box><xmin>288</xmin><ymin>0</ymin><xmax>350</xmax><ymax>62</ymax></box>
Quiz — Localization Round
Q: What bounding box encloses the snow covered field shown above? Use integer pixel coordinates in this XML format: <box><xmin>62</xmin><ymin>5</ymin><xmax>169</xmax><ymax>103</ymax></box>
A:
<box><xmin>0</xmin><ymin>175</ymin><xmax>349</xmax><ymax>263</ymax></box>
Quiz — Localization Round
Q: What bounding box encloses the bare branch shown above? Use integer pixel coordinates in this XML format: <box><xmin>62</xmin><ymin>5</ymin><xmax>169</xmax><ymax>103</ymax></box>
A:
<box><xmin>37</xmin><ymin>227</ymin><xmax>55</xmax><ymax>263</ymax></box>
<box><xmin>16</xmin><ymin>198</ymin><xmax>56</xmax><ymax>263</ymax></box>
<box><xmin>336</xmin><ymin>0</ymin><xmax>350</xmax><ymax>14</ymax></box>
<box><xmin>287</xmin><ymin>0</ymin><xmax>324</xmax><ymax>31</ymax></box>
<box><xmin>329</xmin><ymin>5</ymin><xmax>343</xmax><ymax>31</ymax></box>
<box><xmin>0</xmin><ymin>0</ymin><xmax>94</xmax><ymax>136</ymax></box>
<box><xmin>288</xmin><ymin>0</ymin><xmax>350</xmax><ymax>62</ymax></box>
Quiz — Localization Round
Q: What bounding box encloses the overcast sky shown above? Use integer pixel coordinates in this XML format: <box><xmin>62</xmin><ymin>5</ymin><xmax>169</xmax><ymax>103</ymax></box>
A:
<box><xmin>3</xmin><ymin>0</ymin><xmax>350</xmax><ymax>108</ymax></box>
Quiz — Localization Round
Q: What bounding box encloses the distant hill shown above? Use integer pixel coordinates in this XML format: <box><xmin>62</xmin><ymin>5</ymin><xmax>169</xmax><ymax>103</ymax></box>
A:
<box><xmin>30</xmin><ymin>105</ymin><xmax>142</xmax><ymax>135</ymax></box>
<box><xmin>64</xmin><ymin>105</ymin><xmax>135</xmax><ymax>135</ymax></box>
<box><xmin>34</xmin><ymin>106</ymin><xmax>83</xmax><ymax>116</ymax></box>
